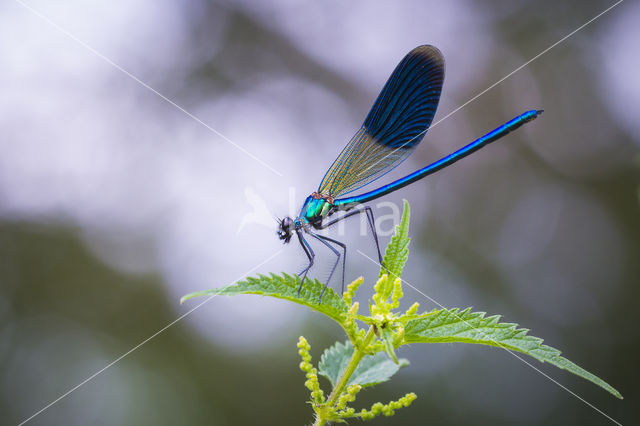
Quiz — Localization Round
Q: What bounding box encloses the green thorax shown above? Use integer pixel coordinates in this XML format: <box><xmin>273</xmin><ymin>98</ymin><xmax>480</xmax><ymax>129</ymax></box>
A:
<box><xmin>300</xmin><ymin>195</ymin><xmax>334</xmax><ymax>225</ymax></box>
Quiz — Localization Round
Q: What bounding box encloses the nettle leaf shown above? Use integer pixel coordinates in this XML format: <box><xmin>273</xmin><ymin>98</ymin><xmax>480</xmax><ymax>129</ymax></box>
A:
<box><xmin>319</xmin><ymin>341</ymin><xmax>409</xmax><ymax>388</ymax></box>
<box><xmin>380</xmin><ymin>200</ymin><xmax>411</xmax><ymax>280</ymax></box>
<box><xmin>404</xmin><ymin>308</ymin><xmax>622</xmax><ymax>399</ymax></box>
<box><xmin>381</xmin><ymin>326</ymin><xmax>399</xmax><ymax>364</ymax></box>
<box><xmin>181</xmin><ymin>273</ymin><xmax>348</xmax><ymax>323</ymax></box>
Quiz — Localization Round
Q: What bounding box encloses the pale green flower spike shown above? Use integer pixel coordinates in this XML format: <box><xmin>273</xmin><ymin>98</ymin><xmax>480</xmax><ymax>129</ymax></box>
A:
<box><xmin>359</xmin><ymin>393</ymin><xmax>417</xmax><ymax>420</ymax></box>
<box><xmin>405</xmin><ymin>302</ymin><xmax>419</xmax><ymax>316</ymax></box>
<box><xmin>342</xmin><ymin>276</ymin><xmax>363</xmax><ymax>307</ymax></box>
<box><xmin>336</xmin><ymin>384</ymin><xmax>361</xmax><ymax>411</ymax></box>
<box><xmin>183</xmin><ymin>200</ymin><xmax>622</xmax><ymax>425</ymax></box>
<box><xmin>297</xmin><ymin>336</ymin><xmax>325</xmax><ymax>405</ymax></box>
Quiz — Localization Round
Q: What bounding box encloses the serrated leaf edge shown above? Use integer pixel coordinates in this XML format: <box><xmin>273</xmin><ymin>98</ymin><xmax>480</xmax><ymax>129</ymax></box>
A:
<box><xmin>403</xmin><ymin>308</ymin><xmax>622</xmax><ymax>399</ymax></box>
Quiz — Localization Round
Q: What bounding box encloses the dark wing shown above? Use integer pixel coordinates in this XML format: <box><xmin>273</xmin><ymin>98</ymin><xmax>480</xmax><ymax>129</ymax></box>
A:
<box><xmin>318</xmin><ymin>45</ymin><xmax>444</xmax><ymax>198</ymax></box>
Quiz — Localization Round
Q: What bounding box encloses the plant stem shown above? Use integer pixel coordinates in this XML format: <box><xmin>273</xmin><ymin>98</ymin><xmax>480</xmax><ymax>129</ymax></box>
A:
<box><xmin>313</xmin><ymin>326</ymin><xmax>377</xmax><ymax>426</ymax></box>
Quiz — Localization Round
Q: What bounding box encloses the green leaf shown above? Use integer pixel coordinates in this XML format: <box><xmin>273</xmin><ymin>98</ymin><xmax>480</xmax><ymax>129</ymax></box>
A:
<box><xmin>381</xmin><ymin>326</ymin><xmax>399</xmax><ymax>364</ymax></box>
<box><xmin>380</xmin><ymin>200</ymin><xmax>411</xmax><ymax>280</ymax></box>
<box><xmin>181</xmin><ymin>273</ymin><xmax>348</xmax><ymax>323</ymax></box>
<box><xmin>404</xmin><ymin>308</ymin><xmax>622</xmax><ymax>399</ymax></box>
<box><xmin>318</xmin><ymin>341</ymin><xmax>409</xmax><ymax>388</ymax></box>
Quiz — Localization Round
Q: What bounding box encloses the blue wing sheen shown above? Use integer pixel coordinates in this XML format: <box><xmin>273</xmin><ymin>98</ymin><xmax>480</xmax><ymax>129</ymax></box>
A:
<box><xmin>318</xmin><ymin>45</ymin><xmax>444</xmax><ymax>198</ymax></box>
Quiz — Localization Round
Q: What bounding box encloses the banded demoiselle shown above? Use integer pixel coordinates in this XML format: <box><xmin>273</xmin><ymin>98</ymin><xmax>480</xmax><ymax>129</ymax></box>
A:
<box><xmin>277</xmin><ymin>45</ymin><xmax>542</xmax><ymax>298</ymax></box>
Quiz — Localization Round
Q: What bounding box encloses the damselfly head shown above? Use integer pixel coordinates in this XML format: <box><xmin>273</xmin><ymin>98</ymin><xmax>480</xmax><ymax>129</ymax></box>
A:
<box><xmin>277</xmin><ymin>216</ymin><xmax>294</xmax><ymax>243</ymax></box>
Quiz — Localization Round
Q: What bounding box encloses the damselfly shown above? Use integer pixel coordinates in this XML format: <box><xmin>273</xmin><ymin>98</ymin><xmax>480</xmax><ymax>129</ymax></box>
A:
<box><xmin>277</xmin><ymin>45</ymin><xmax>542</xmax><ymax>299</ymax></box>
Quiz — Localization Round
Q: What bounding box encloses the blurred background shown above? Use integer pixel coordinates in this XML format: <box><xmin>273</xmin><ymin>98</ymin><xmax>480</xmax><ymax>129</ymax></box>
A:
<box><xmin>1</xmin><ymin>0</ymin><xmax>638</xmax><ymax>424</ymax></box>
